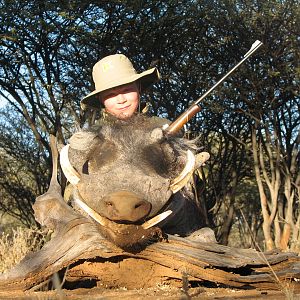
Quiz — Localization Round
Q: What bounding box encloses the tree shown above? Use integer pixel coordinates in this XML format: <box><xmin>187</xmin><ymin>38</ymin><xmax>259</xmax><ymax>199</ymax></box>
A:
<box><xmin>0</xmin><ymin>107</ymin><xmax>49</xmax><ymax>226</ymax></box>
<box><xmin>0</xmin><ymin>0</ymin><xmax>299</xmax><ymax>250</ymax></box>
<box><xmin>209</xmin><ymin>0</ymin><xmax>300</xmax><ymax>250</ymax></box>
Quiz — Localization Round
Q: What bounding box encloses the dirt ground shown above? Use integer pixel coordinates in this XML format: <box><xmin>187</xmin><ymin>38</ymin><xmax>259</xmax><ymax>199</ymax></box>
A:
<box><xmin>1</xmin><ymin>240</ymin><xmax>300</xmax><ymax>300</ymax></box>
<box><xmin>1</xmin><ymin>267</ymin><xmax>299</xmax><ymax>300</ymax></box>
<box><xmin>1</xmin><ymin>256</ymin><xmax>299</xmax><ymax>300</ymax></box>
<box><xmin>0</xmin><ymin>286</ymin><xmax>298</xmax><ymax>300</ymax></box>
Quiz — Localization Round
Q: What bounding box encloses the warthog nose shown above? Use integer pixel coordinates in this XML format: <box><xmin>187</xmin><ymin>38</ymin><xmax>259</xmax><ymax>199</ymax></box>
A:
<box><xmin>103</xmin><ymin>191</ymin><xmax>151</xmax><ymax>222</ymax></box>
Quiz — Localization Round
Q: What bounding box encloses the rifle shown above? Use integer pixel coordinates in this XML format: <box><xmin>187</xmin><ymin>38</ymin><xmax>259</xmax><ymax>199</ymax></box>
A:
<box><xmin>164</xmin><ymin>40</ymin><xmax>263</xmax><ymax>136</ymax></box>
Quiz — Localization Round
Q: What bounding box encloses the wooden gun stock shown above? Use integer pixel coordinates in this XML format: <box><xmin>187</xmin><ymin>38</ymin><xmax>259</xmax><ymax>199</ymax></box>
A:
<box><xmin>164</xmin><ymin>104</ymin><xmax>201</xmax><ymax>135</ymax></box>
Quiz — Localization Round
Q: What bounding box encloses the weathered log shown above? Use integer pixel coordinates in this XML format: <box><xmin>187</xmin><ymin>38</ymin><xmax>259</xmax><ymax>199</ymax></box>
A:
<box><xmin>1</xmin><ymin>213</ymin><xmax>300</xmax><ymax>292</ymax></box>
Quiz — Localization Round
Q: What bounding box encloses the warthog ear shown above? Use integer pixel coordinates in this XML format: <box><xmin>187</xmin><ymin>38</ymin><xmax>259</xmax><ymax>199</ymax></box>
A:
<box><xmin>195</xmin><ymin>152</ymin><xmax>210</xmax><ymax>169</ymax></box>
<box><xmin>69</xmin><ymin>131</ymin><xmax>99</xmax><ymax>151</ymax></box>
<box><xmin>150</xmin><ymin>128</ymin><xmax>164</xmax><ymax>143</ymax></box>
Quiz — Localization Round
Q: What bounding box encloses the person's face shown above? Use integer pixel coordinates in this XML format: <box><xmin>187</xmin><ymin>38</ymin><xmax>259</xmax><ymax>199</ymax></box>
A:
<box><xmin>100</xmin><ymin>82</ymin><xmax>140</xmax><ymax>119</ymax></box>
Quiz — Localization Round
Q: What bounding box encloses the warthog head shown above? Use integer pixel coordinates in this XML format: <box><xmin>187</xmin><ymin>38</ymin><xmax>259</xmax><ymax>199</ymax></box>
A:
<box><xmin>60</xmin><ymin>115</ymin><xmax>208</xmax><ymax>249</ymax></box>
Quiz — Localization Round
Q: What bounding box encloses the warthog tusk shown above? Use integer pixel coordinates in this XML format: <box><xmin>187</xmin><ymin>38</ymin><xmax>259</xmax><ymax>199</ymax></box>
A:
<box><xmin>74</xmin><ymin>188</ymin><xmax>172</xmax><ymax>230</ymax></box>
<box><xmin>142</xmin><ymin>210</ymin><xmax>173</xmax><ymax>229</ymax></box>
<box><xmin>60</xmin><ymin>144</ymin><xmax>81</xmax><ymax>185</ymax></box>
<box><xmin>170</xmin><ymin>150</ymin><xmax>196</xmax><ymax>193</ymax></box>
<box><xmin>73</xmin><ymin>190</ymin><xmax>108</xmax><ymax>227</ymax></box>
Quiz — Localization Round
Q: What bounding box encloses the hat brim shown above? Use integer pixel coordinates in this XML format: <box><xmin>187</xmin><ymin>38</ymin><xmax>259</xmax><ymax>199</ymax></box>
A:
<box><xmin>81</xmin><ymin>67</ymin><xmax>160</xmax><ymax>110</ymax></box>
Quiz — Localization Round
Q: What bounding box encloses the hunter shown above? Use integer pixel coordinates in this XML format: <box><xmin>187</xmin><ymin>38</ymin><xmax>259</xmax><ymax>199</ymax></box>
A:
<box><xmin>79</xmin><ymin>53</ymin><xmax>214</xmax><ymax>242</ymax></box>
<box><xmin>80</xmin><ymin>54</ymin><xmax>160</xmax><ymax>119</ymax></box>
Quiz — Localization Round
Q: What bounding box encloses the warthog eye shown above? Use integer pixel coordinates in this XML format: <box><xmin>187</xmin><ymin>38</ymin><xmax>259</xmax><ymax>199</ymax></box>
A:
<box><xmin>82</xmin><ymin>160</ymin><xmax>89</xmax><ymax>175</ymax></box>
<box><xmin>87</xmin><ymin>141</ymin><xmax>117</xmax><ymax>173</ymax></box>
<box><xmin>141</xmin><ymin>144</ymin><xmax>176</xmax><ymax>177</ymax></box>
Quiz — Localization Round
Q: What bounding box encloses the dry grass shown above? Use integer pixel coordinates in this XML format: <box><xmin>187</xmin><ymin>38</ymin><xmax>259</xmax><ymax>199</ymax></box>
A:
<box><xmin>0</xmin><ymin>226</ymin><xmax>50</xmax><ymax>274</ymax></box>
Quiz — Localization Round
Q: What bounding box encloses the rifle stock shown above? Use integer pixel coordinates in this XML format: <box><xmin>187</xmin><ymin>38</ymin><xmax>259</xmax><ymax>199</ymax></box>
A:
<box><xmin>164</xmin><ymin>104</ymin><xmax>201</xmax><ymax>135</ymax></box>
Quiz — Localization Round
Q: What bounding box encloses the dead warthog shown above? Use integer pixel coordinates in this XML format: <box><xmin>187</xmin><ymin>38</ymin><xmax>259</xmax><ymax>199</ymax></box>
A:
<box><xmin>35</xmin><ymin>115</ymin><xmax>214</xmax><ymax>251</ymax></box>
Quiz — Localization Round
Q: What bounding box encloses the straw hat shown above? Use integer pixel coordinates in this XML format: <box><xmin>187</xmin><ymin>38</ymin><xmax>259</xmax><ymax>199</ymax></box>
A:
<box><xmin>80</xmin><ymin>54</ymin><xmax>160</xmax><ymax>110</ymax></box>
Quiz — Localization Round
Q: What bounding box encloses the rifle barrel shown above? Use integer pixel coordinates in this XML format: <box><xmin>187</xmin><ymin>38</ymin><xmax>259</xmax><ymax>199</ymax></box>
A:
<box><xmin>194</xmin><ymin>40</ymin><xmax>263</xmax><ymax>106</ymax></box>
<box><xmin>165</xmin><ymin>40</ymin><xmax>263</xmax><ymax>136</ymax></box>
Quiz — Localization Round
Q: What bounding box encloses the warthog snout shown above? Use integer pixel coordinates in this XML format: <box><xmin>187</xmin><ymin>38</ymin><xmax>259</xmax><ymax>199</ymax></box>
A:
<box><xmin>102</xmin><ymin>190</ymin><xmax>152</xmax><ymax>222</ymax></box>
